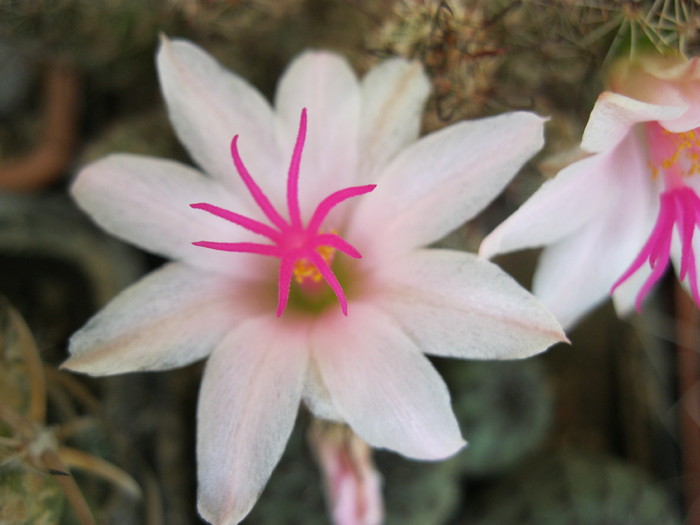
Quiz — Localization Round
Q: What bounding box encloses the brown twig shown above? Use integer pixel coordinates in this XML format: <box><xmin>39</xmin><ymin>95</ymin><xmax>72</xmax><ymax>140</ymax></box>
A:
<box><xmin>0</xmin><ymin>62</ymin><xmax>80</xmax><ymax>191</ymax></box>
<box><xmin>675</xmin><ymin>282</ymin><xmax>700</xmax><ymax>524</ymax></box>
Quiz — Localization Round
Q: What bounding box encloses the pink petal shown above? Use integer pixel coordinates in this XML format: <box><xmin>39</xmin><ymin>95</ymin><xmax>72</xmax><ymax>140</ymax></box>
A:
<box><xmin>348</xmin><ymin>112</ymin><xmax>545</xmax><ymax>258</ymax></box>
<box><xmin>197</xmin><ymin>316</ymin><xmax>309</xmax><ymax>525</ymax></box>
<box><xmin>311</xmin><ymin>304</ymin><xmax>465</xmax><ymax>460</ymax></box>
<box><xmin>63</xmin><ymin>263</ymin><xmax>264</xmax><ymax>375</ymax></box>
<box><xmin>580</xmin><ymin>91</ymin><xmax>685</xmax><ymax>153</ymax></box>
<box><xmin>480</xmin><ymin>128</ymin><xmax>642</xmax><ymax>258</ymax></box>
<box><xmin>157</xmin><ymin>37</ymin><xmax>282</xmax><ymax>200</ymax></box>
<box><xmin>374</xmin><ymin>250</ymin><xmax>566</xmax><ymax>360</ymax></box>
<box><xmin>71</xmin><ymin>154</ymin><xmax>269</xmax><ymax>278</ymax></box>
<box><xmin>358</xmin><ymin>58</ymin><xmax>430</xmax><ymax>182</ymax></box>
<box><xmin>274</xmin><ymin>51</ymin><xmax>361</xmax><ymax>219</ymax></box>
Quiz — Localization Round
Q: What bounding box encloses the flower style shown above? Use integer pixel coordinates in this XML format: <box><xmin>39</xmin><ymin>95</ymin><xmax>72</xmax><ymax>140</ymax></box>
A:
<box><xmin>63</xmin><ymin>37</ymin><xmax>565</xmax><ymax>525</ymax></box>
<box><xmin>191</xmin><ymin>107</ymin><xmax>376</xmax><ymax>317</ymax></box>
<box><xmin>480</xmin><ymin>54</ymin><xmax>700</xmax><ymax>329</ymax></box>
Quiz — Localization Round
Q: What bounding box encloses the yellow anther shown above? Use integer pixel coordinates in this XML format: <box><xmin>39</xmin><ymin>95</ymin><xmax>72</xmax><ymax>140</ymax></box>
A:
<box><xmin>648</xmin><ymin>126</ymin><xmax>700</xmax><ymax>181</ymax></box>
<box><xmin>292</xmin><ymin>243</ymin><xmax>336</xmax><ymax>284</ymax></box>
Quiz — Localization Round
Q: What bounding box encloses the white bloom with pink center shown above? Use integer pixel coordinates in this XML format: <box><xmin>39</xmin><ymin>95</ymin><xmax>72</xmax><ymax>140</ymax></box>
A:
<box><xmin>481</xmin><ymin>55</ymin><xmax>700</xmax><ymax>329</ymax></box>
<box><xmin>64</xmin><ymin>37</ymin><xmax>565</xmax><ymax>525</ymax></box>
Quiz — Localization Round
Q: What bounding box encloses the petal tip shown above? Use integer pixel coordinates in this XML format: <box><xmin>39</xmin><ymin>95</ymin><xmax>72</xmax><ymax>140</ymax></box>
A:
<box><xmin>478</xmin><ymin>233</ymin><xmax>500</xmax><ymax>259</ymax></box>
<box><xmin>59</xmin><ymin>356</ymin><xmax>89</xmax><ymax>375</ymax></box>
<box><xmin>157</xmin><ymin>32</ymin><xmax>170</xmax><ymax>47</ymax></box>
<box><xmin>425</xmin><ymin>436</ymin><xmax>468</xmax><ymax>461</ymax></box>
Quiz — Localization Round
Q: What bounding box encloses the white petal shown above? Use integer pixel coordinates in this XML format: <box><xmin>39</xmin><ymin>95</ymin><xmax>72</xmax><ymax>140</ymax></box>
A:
<box><xmin>197</xmin><ymin>316</ymin><xmax>309</xmax><ymax>525</ymax></box>
<box><xmin>274</xmin><ymin>51</ymin><xmax>361</xmax><ymax>218</ymax></box>
<box><xmin>581</xmin><ymin>91</ymin><xmax>685</xmax><ymax>153</ymax></box>
<box><xmin>348</xmin><ymin>112</ymin><xmax>545</xmax><ymax>258</ymax></box>
<box><xmin>480</xmin><ymin>128</ymin><xmax>641</xmax><ymax>258</ymax></box>
<box><xmin>374</xmin><ymin>250</ymin><xmax>566</xmax><ymax>359</ymax></box>
<box><xmin>311</xmin><ymin>304</ymin><xmax>465</xmax><ymax>460</ymax></box>
<box><xmin>358</xmin><ymin>58</ymin><xmax>430</xmax><ymax>182</ymax></box>
<box><xmin>302</xmin><ymin>359</ymin><xmax>343</xmax><ymax>422</ymax></box>
<box><xmin>611</xmin><ymin>259</ymin><xmax>653</xmax><ymax>316</ymax></box>
<box><xmin>534</xmin><ymin>180</ymin><xmax>658</xmax><ymax>329</ymax></box>
<box><xmin>533</xmin><ymin>227</ymin><xmax>616</xmax><ymax>329</ymax></box>
<box><xmin>71</xmin><ymin>154</ymin><xmax>273</xmax><ymax>278</ymax></box>
<box><xmin>157</xmin><ymin>37</ymin><xmax>282</xmax><ymax>193</ymax></box>
<box><xmin>64</xmin><ymin>263</ymin><xmax>261</xmax><ymax>375</ymax></box>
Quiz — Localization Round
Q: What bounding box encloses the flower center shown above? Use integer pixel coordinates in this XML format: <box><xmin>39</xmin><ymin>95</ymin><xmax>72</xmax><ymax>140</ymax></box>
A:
<box><xmin>645</xmin><ymin>121</ymin><xmax>700</xmax><ymax>187</ymax></box>
<box><xmin>610</xmin><ymin>122</ymin><xmax>700</xmax><ymax>310</ymax></box>
<box><xmin>189</xmin><ymin>108</ymin><xmax>376</xmax><ymax>317</ymax></box>
<box><xmin>293</xmin><ymin>237</ymin><xmax>336</xmax><ymax>284</ymax></box>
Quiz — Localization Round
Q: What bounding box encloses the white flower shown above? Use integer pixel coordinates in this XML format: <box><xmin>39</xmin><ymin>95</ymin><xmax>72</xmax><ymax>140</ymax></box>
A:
<box><xmin>64</xmin><ymin>37</ymin><xmax>565</xmax><ymax>524</ymax></box>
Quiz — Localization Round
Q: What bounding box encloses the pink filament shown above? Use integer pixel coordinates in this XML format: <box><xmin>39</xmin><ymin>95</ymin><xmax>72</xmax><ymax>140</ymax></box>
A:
<box><xmin>191</xmin><ymin>108</ymin><xmax>375</xmax><ymax>317</ymax></box>
<box><xmin>611</xmin><ymin>186</ymin><xmax>700</xmax><ymax>310</ymax></box>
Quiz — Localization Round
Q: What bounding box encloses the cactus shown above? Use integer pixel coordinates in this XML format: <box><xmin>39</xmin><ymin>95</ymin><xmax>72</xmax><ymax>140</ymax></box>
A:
<box><xmin>442</xmin><ymin>358</ymin><xmax>554</xmax><ymax>477</ymax></box>
<box><xmin>467</xmin><ymin>451</ymin><xmax>681</xmax><ymax>525</ymax></box>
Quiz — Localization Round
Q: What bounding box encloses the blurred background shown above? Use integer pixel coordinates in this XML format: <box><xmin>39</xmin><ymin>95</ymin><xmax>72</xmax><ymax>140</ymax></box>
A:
<box><xmin>0</xmin><ymin>1</ymin><xmax>699</xmax><ymax>523</ymax></box>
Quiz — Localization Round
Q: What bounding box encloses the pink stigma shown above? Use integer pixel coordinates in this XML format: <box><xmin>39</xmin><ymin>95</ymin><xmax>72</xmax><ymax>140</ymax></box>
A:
<box><xmin>190</xmin><ymin>108</ymin><xmax>376</xmax><ymax>317</ymax></box>
<box><xmin>611</xmin><ymin>186</ymin><xmax>700</xmax><ymax>310</ymax></box>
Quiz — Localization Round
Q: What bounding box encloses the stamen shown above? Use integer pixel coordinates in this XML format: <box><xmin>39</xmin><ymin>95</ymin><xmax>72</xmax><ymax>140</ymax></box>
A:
<box><xmin>307</xmin><ymin>185</ymin><xmax>376</xmax><ymax>234</ymax></box>
<box><xmin>230</xmin><ymin>136</ymin><xmax>289</xmax><ymax>230</ymax></box>
<box><xmin>287</xmin><ymin>108</ymin><xmax>307</xmax><ymax>229</ymax></box>
<box><xmin>277</xmin><ymin>256</ymin><xmax>296</xmax><ymax>317</ymax></box>
<box><xmin>307</xmin><ymin>250</ymin><xmax>348</xmax><ymax>315</ymax></box>
<box><xmin>192</xmin><ymin>241</ymin><xmax>284</xmax><ymax>257</ymax></box>
<box><xmin>190</xmin><ymin>202</ymin><xmax>281</xmax><ymax>241</ymax></box>
<box><xmin>191</xmin><ymin>109</ymin><xmax>375</xmax><ymax>317</ymax></box>
<box><xmin>611</xmin><ymin>186</ymin><xmax>700</xmax><ymax>310</ymax></box>
<box><xmin>294</xmin><ymin>257</ymin><xmax>326</xmax><ymax>283</ymax></box>
<box><xmin>313</xmin><ymin>233</ymin><xmax>362</xmax><ymax>259</ymax></box>
<box><xmin>293</xmin><ymin>242</ymin><xmax>336</xmax><ymax>284</ymax></box>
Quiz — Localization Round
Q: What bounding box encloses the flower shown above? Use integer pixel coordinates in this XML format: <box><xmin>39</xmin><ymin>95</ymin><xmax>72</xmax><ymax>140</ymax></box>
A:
<box><xmin>480</xmin><ymin>54</ymin><xmax>700</xmax><ymax>329</ymax></box>
<box><xmin>63</xmin><ymin>37</ymin><xmax>565</xmax><ymax>524</ymax></box>
<box><xmin>309</xmin><ymin>422</ymin><xmax>383</xmax><ymax>525</ymax></box>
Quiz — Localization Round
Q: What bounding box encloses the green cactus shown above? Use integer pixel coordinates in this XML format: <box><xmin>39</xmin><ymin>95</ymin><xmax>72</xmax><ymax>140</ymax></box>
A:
<box><xmin>0</xmin><ymin>466</ymin><xmax>65</xmax><ymax>525</ymax></box>
<box><xmin>467</xmin><ymin>451</ymin><xmax>681</xmax><ymax>525</ymax></box>
<box><xmin>442</xmin><ymin>358</ymin><xmax>554</xmax><ymax>477</ymax></box>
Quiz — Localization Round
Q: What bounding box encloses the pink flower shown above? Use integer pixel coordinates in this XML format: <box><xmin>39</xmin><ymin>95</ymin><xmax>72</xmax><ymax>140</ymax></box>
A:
<box><xmin>63</xmin><ymin>37</ymin><xmax>565</xmax><ymax>524</ymax></box>
<box><xmin>310</xmin><ymin>423</ymin><xmax>383</xmax><ymax>525</ymax></box>
<box><xmin>481</xmin><ymin>54</ymin><xmax>700</xmax><ymax>329</ymax></box>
